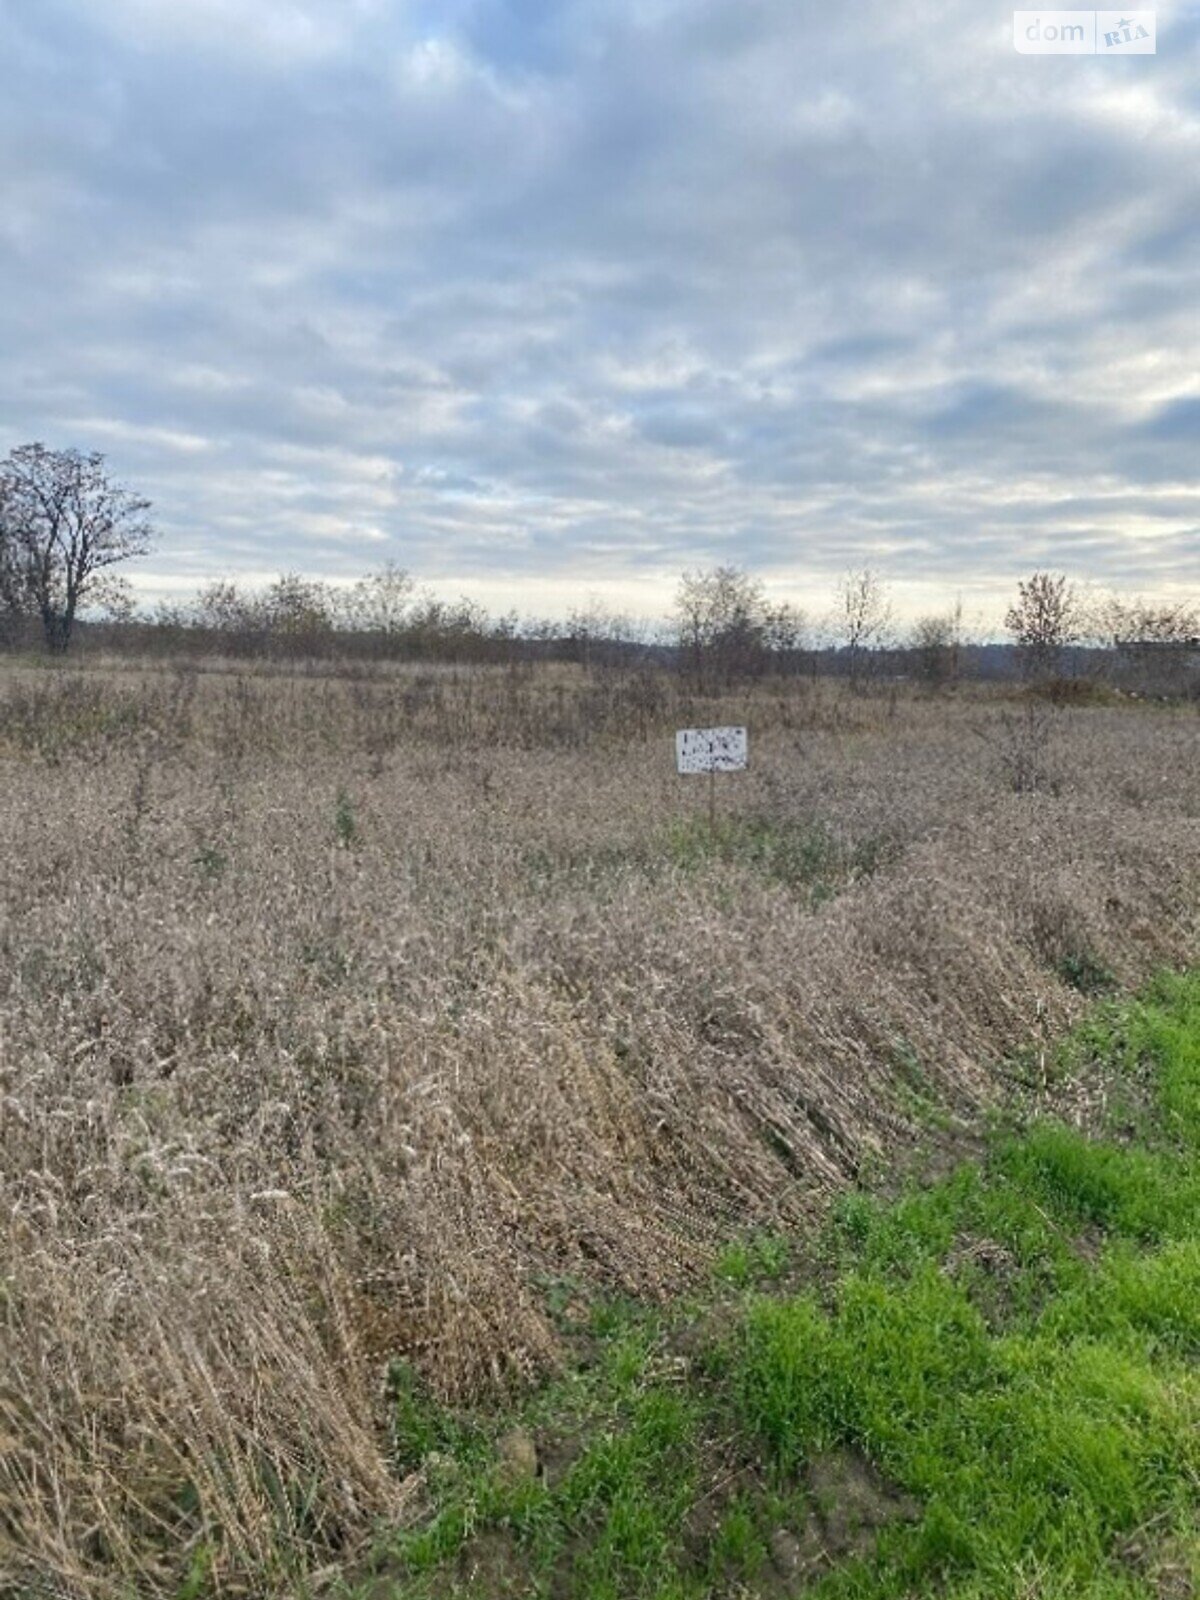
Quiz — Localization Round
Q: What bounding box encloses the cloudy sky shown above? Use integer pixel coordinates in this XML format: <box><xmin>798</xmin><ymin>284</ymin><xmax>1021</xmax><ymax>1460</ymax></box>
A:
<box><xmin>2</xmin><ymin>0</ymin><xmax>1198</xmax><ymax>625</ymax></box>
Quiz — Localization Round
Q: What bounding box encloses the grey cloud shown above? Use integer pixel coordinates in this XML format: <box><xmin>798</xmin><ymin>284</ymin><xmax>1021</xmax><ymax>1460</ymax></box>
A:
<box><xmin>1141</xmin><ymin>395</ymin><xmax>1200</xmax><ymax>440</ymax></box>
<box><xmin>1</xmin><ymin>0</ymin><xmax>1197</xmax><ymax>617</ymax></box>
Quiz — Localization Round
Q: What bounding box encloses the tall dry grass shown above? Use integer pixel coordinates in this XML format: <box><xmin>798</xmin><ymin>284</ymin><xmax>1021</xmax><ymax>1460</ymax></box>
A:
<box><xmin>1</xmin><ymin>661</ymin><xmax>1197</xmax><ymax>1595</ymax></box>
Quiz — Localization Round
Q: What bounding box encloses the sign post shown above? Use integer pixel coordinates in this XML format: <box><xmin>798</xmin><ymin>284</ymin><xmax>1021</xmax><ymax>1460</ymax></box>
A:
<box><xmin>675</xmin><ymin>726</ymin><xmax>748</xmax><ymax>834</ymax></box>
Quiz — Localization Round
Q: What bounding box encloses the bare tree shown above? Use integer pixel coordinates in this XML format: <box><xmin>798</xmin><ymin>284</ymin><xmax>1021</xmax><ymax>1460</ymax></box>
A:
<box><xmin>564</xmin><ymin>597</ymin><xmax>631</xmax><ymax>672</ymax></box>
<box><xmin>261</xmin><ymin>573</ymin><xmax>336</xmax><ymax>641</ymax></box>
<box><xmin>909</xmin><ymin>599</ymin><xmax>964</xmax><ymax>693</ymax></box>
<box><xmin>194</xmin><ymin>579</ymin><xmax>260</xmax><ymax>635</ymax></box>
<box><xmin>0</xmin><ymin>444</ymin><xmax>154</xmax><ymax>651</ymax></box>
<box><xmin>0</xmin><ymin>478</ymin><xmax>33</xmax><ymax>643</ymax></box>
<box><xmin>339</xmin><ymin>561</ymin><xmax>416</xmax><ymax>637</ymax></box>
<box><xmin>402</xmin><ymin>591</ymin><xmax>496</xmax><ymax>661</ymax></box>
<box><xmin>1092</xmin><ymin>594</ymin><xmax>1197</xmax><ymax>651</ymax></box>
<box><xmin>1092</xmin><ymin>593</ymin><xmax>1199</xmax><ymax>697</ymax></box>
<box><xmin>1004</xmin><ymin>572</ymin><xmax>1082</xmax><ymax>683</ymax></box>
<box><xmin>675</xmin><ymin>566</ymin><xmax>769</xmax><ymax>688</ymax></box>
<box><xmin>761</xmin><ymin>600</ymin><xmax>809</xmax><ymax>675</ymax></box>
<box><xmin>836</xmin><ymin>567</ymin><xmax>892</xmax><ymax>688</ymax></box>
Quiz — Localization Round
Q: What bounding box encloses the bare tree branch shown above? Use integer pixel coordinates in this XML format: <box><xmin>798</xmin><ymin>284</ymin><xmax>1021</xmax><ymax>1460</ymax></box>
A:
<box><xmin>0</xmin><ymin>444</ymin><xmax>154</xmax><ymax>651</ymax></box>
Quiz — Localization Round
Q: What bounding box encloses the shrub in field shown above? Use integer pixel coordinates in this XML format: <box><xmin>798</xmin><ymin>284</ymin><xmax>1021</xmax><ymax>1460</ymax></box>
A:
<box><xmin>987</xmin><ymin>698</ymin><xmax>1061</xmax><ymax>794</ymax></box>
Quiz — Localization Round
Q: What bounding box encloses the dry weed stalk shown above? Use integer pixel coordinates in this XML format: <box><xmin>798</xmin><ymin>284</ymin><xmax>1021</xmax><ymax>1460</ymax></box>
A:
<box><xmin>1</xmin><ymin>662</ymin><xmax>1197</xmax><ymax>1594</ymax></box>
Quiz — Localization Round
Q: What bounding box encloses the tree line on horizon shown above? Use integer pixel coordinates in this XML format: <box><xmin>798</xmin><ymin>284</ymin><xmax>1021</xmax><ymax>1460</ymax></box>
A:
<box><xmin>1</xmin><ymin>442</ymin><xmax>1196</xmax><ymax>696</ymax></box>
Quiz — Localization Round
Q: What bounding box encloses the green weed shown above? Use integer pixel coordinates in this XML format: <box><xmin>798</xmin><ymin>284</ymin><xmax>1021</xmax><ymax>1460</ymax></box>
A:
<box><xmin>334</xmin><ymin>788</ymin><xmax>358</xmax><ymax>848</ymax></box>
<box><xmin>714</xmin><ymin>1231</ymin><xmax>791</xmax><ymax>1287</ymax></box>
<box><xmin>663</xmin><ymin>813</ymin><xmax>893</xmax><ymax>900</ymax></box>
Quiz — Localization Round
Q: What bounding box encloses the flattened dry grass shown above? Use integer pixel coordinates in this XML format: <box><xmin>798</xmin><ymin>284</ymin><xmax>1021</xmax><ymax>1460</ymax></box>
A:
<box><xmin>0</xmin><ymin>662</ymin><xmax>1197</xmax><ymax>1594</ymax></box>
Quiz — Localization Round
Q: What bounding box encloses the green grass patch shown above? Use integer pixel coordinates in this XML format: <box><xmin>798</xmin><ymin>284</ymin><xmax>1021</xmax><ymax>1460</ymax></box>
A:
<box><xmin>662</xmin><ymin>813</ymin><xmax>895</xmax><ymax>901</ymax></box>
<box><xmin>714</xmin><ymin>1230</ymin><xmax>792</xmax><ymax>1287</ymax></box>
<box><xmin>520</xmin><ymin>813</ymin><xmax>897</xmax><ymax>907</ymax></box>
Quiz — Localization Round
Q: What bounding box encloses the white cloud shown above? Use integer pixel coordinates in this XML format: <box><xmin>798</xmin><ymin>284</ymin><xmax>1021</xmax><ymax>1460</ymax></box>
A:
<box><xmin>93</xmin><ymin>0</ymin><xmax>373</xmax><ymax>64</ymax></box>
<box><xmin>0</xmin><ymin>0</ymin><xmax>1196</xmax><ymax>627</ymax></box>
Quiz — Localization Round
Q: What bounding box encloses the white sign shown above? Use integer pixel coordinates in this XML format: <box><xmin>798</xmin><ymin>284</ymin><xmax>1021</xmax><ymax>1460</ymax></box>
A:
<box><xmin>676</xmin><ymin>726</ymin><xmax>748</xmax><ymax>775</ymax></box>
<box><xmin>1013</xmin><ymin>11</ymin><xmax>1155</xmax><ymax>53</ymax></box>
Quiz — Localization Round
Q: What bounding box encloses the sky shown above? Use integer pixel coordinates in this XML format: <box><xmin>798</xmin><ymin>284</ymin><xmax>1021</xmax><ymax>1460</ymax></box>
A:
<box><xmin>1</xmin><ymin>0</ymin><xmax>1198</xmax><ymax>628</ymax></box>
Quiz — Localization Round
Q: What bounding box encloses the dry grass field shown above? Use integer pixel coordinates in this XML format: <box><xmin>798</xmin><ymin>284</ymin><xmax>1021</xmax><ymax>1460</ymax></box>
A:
<box><xmin>1</xmin><ymin>658</ymin><xmax>1197</xmax><ymax>1596</ymax></box>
